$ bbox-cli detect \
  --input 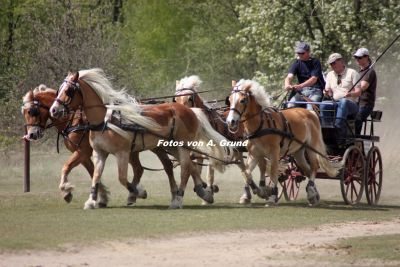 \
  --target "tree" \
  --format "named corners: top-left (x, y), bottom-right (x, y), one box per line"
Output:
top-left (233, 0), bottom-right (400, 92)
